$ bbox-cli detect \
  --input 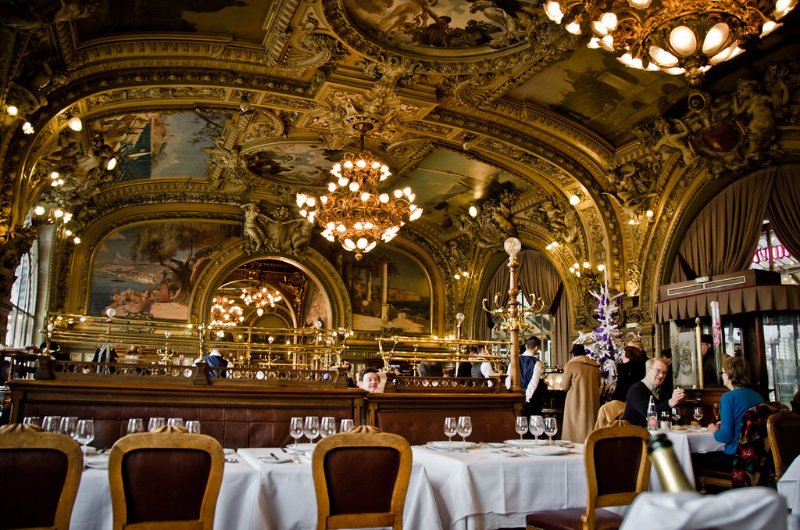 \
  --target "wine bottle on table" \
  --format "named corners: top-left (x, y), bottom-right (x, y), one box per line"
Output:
top-left (647, 433), bottom-right (693, 492)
